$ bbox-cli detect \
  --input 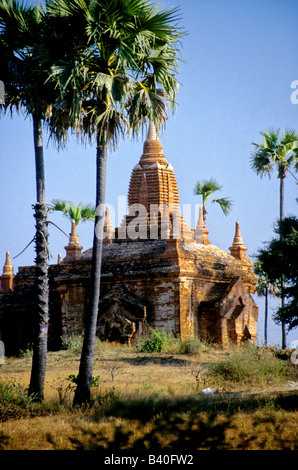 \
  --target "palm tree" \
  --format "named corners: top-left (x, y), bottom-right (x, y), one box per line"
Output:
top-left (0, 0), bottom-right (81, 400)
top-left (45, 0), bottom-right (185, 405)
top-left (251, 128), bottom-right (298, 221)
top-left (194, 178), bottom-right (233, 222)
top-left (50, 199), bottom-right (95, 227)
top-left (253, 261), bottom-right (280, 346)
top-left (0, 0), bottom-right (54, 401)
top-left (251, 128), bottom-right (298, 348)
